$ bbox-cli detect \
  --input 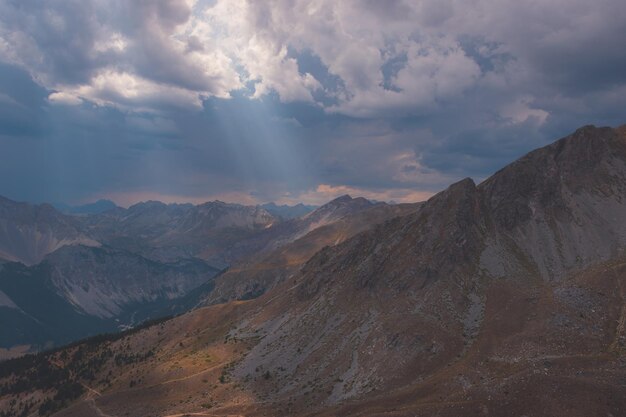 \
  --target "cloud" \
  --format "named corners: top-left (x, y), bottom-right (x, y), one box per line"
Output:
top-left (64, 71), bottom-right (207, 110)
top-left (1, 0), bottom-right (624, 118)
top-left (0, 1), bottom-right (624, 207)
top-left (48, 91), bottom-right (82, 106)
top-left (292, 184), bottom-right (434, 206)
top-left (0, 0), bottom-right (241, 112)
